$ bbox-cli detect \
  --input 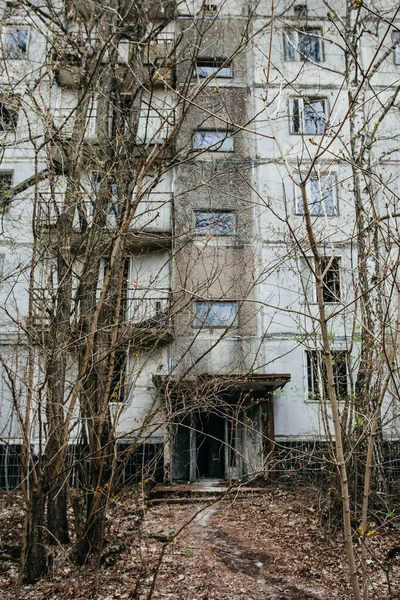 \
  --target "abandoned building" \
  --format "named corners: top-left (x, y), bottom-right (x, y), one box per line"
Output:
top-left (0, 0), bottom-right (400, 489)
